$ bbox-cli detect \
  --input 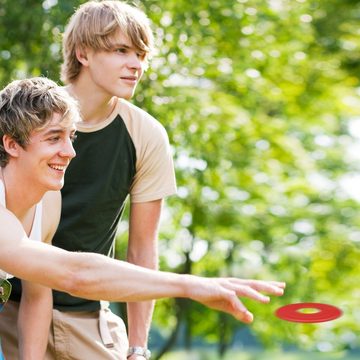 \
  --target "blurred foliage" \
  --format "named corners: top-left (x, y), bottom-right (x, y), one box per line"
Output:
top-left (160, 349), bottom-right (360, 360)
top-left (1, 0), bottom-right (360, 358)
